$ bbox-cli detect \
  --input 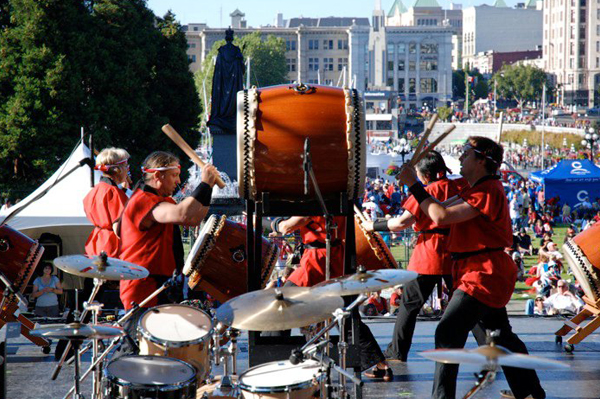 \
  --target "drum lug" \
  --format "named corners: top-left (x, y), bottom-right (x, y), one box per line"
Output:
top-left (231, 247), bottom-right (246, 263)
top-left (290, 83), bottom-right (315, 95)
top-left (0, 237), bottom-right (10, 252)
